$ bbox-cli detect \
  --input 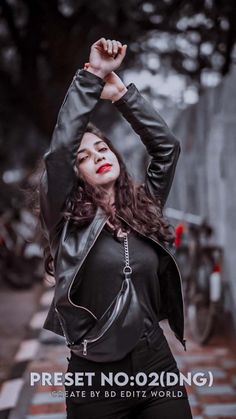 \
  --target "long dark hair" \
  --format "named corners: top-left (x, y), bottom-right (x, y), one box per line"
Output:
top-left (41, 123), bottom-right (174, 277)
